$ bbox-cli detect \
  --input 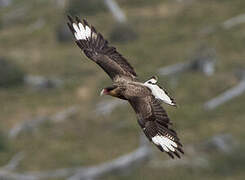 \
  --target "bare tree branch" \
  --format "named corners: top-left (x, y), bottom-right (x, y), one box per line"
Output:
top-left (158, 48), bottom-right (216, 77)
top-left (95, 99), bottom-right (126, 116)
top-left (68, 141), bottom-right (152, 180)
top-left (24, 75), bottom-right (63, 90)
top-left (0, 171), bottom-right (37, 180)
top-left (1, 152), bottom-right (25, 171)
top-left (104, 0), bottom-right (127, 23)
top-left (9, 106), bottom-right (78, 138)
top-left (222, 13), bottom-right (245, 29)
top-left (201, 13), bottom-right (245, 35)
top-left (1, 133), bottom-right (237, 180)
top-left (204, 79), bottom-right (245, 110)
top-left (0, 166), bottom-right (82, 180)
top-left (158, 62), bottom-right (192, 76)
top-left (0, 0), bottom-right (12, 7)
top-left (0, 136), bottom-right (151, 180)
